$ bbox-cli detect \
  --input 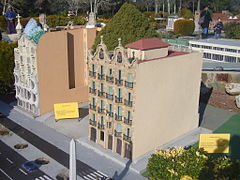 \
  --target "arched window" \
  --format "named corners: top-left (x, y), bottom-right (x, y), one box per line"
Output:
top-left (99, 49), bottom-right (104, 59)
top-left (117, 52), bottom-right (122, 63)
